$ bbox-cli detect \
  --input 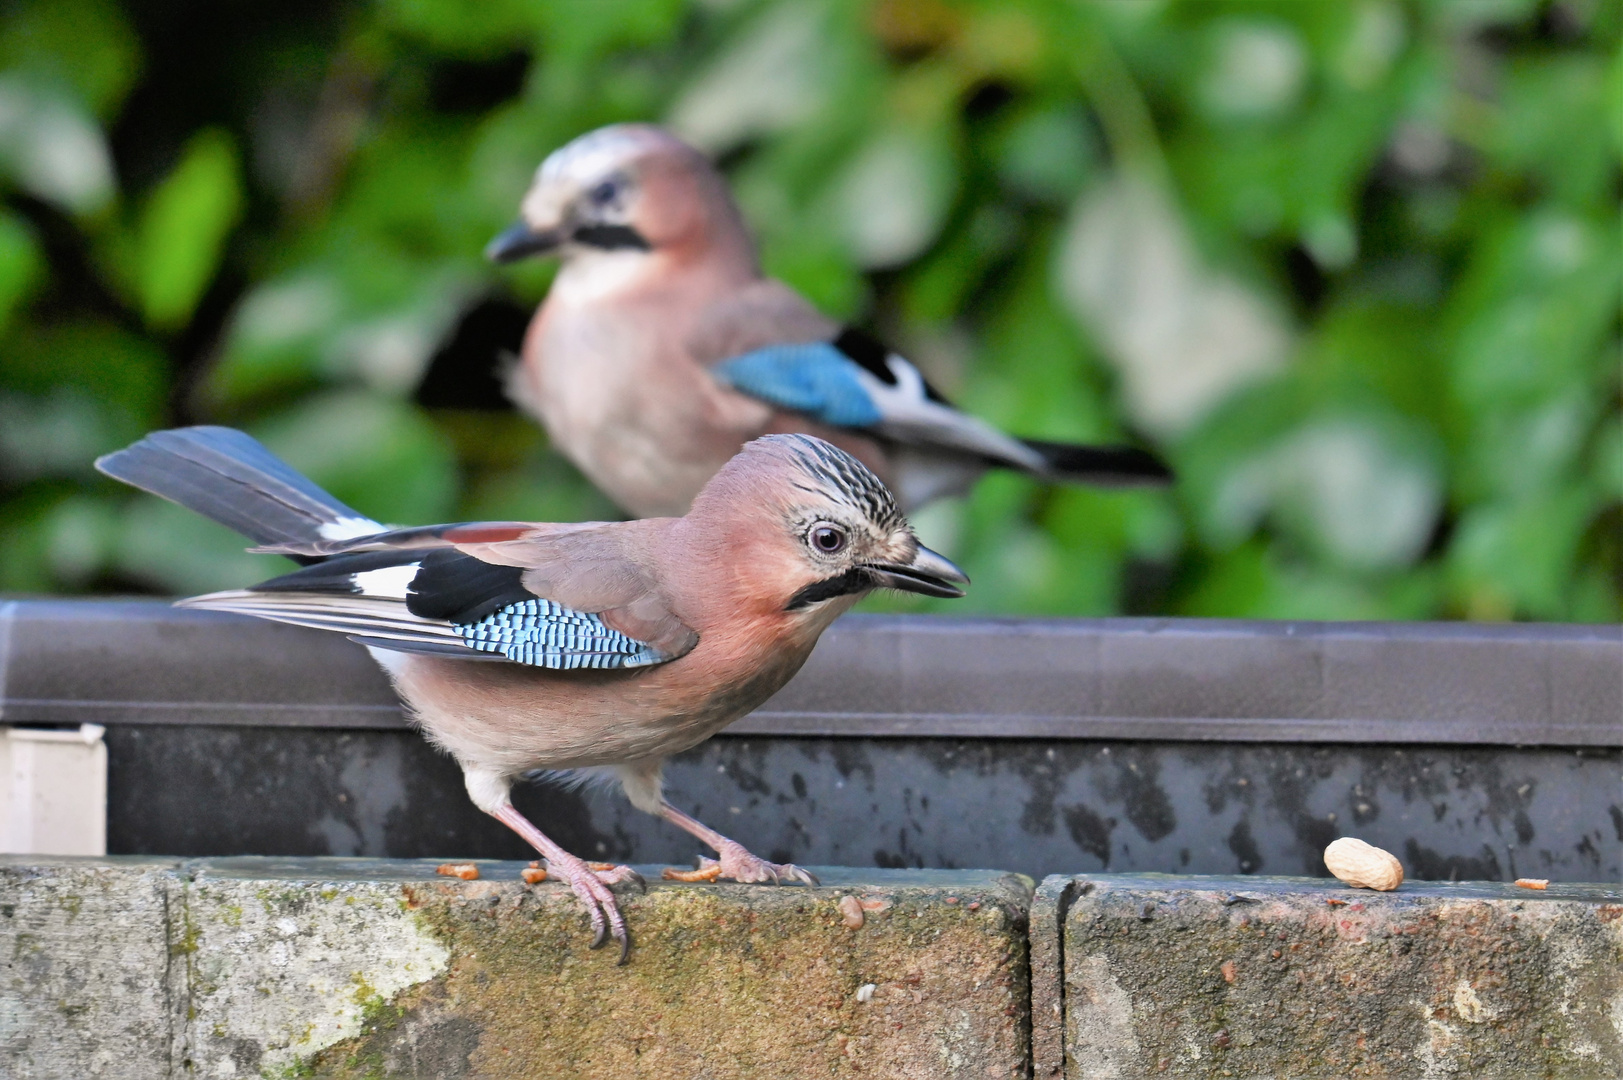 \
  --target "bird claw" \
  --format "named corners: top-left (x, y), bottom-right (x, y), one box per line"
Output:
top-left (714, 842), bottom-right (818, 886)
top-left (546, 855), bottom-right (633, 963)
top-left (782, 864), bottom-right (820, 886)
